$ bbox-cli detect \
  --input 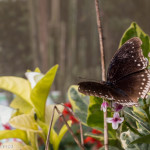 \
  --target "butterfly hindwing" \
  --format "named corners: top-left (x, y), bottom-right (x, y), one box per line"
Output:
top-left (107, 37), bottom-right (148, 83)
top-left (115, 69), bottom-right (150, 104)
